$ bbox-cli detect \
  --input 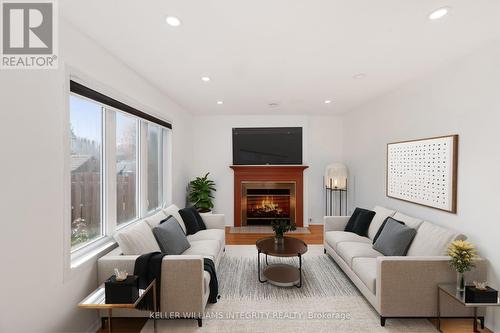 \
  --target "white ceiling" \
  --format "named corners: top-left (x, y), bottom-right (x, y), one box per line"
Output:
top-left (61, 0), bottom-right (500, 115)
